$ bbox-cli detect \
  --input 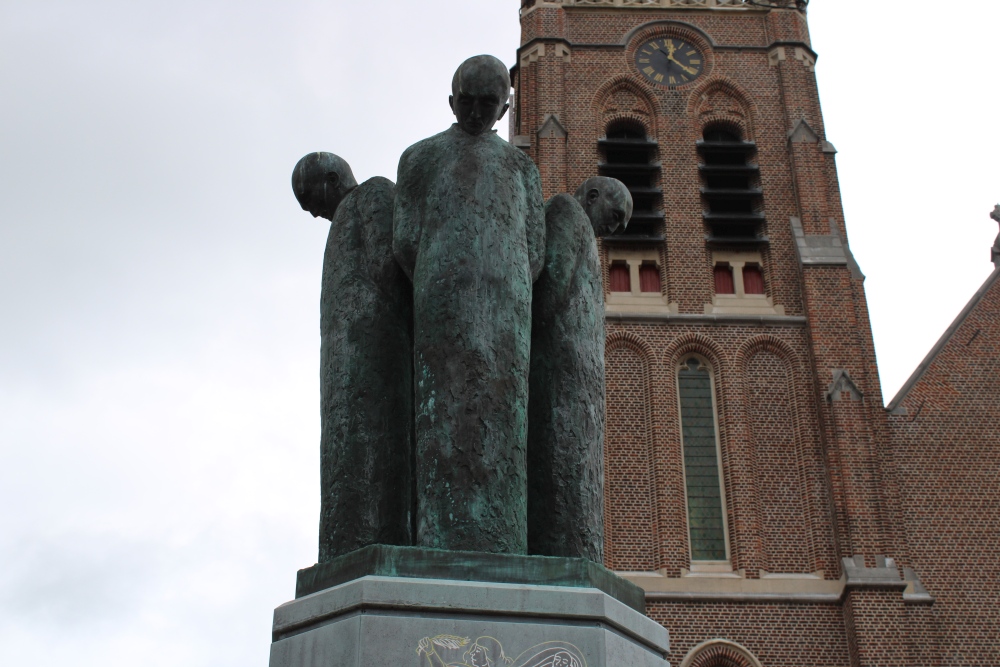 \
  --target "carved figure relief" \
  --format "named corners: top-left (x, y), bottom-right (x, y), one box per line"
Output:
top-left (417, 635), bottom-right (586, 667)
